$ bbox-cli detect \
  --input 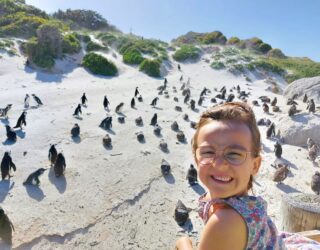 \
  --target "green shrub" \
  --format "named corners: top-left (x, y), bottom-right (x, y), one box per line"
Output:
top-left (173, 45), bottom-right (201, 62)
top-left (248, 60), bottom-right (285, 75)
top-left (227, 37), bottom-right (240, 45)
top-left (257, 43), bottom-right (272, 54)
top-left (26, 37), bottom-right (55, 68)
top-left (267, 48), bottom-right (286, 59)
top-left (123, 47), bottom-right (144, 65)
top-left (211, 61), bottom-right (225, 70)
top-left (226, 58), bottom-right (237, 64)
top-left (200, 31), bottom-right (227, 45)
top-left (82, 52), bottom-right (118, 76)
top-left (62, 33), bottom-right (80, 54)
top-left (86, 41), bottom-right (107, 52)
top-left (222, 47), bottom-right (240, 56)
top-left (139, 59), bottom-right (161, 77)
top-left (98, 33), bottom-right (117, 45)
